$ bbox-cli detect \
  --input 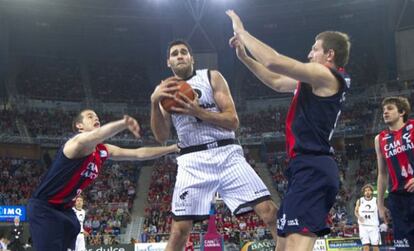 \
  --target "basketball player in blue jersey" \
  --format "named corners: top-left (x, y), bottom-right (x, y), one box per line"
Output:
top-left (150, 40), bottom-right (278, 251)
top-left (376, 96), bottom-right (414, 250)
top-left (227, 10), bottom-right (351, 251)
top-left (27, 109), bottom-right (179, 251)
